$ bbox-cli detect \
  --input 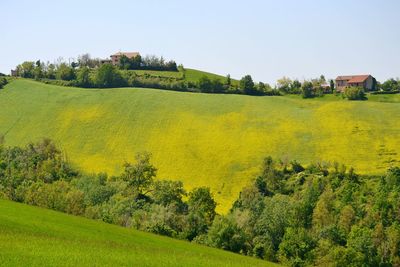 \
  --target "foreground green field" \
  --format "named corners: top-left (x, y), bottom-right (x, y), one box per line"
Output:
top-left (0, 200), bottom-right (277, 267)
top-left (0, 79), bottom-right (399, 212)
